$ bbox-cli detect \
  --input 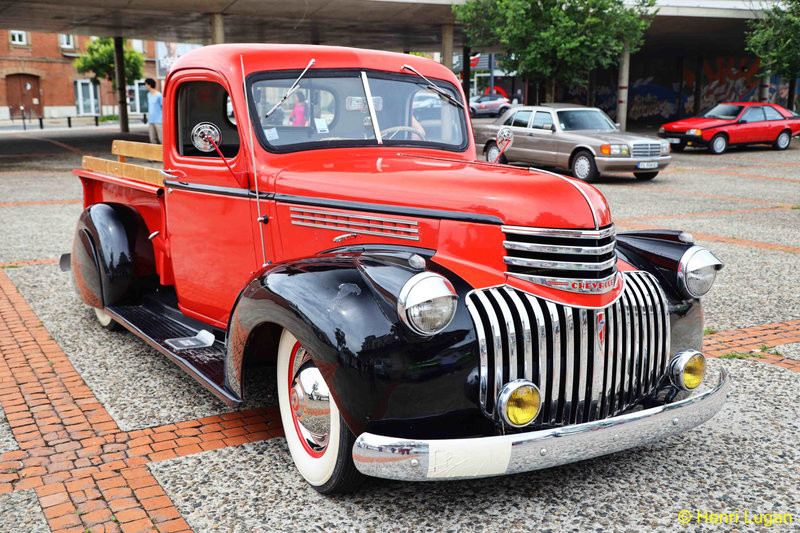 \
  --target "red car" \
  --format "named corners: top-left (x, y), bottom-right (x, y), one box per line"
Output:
top-left (658, 102), bottom-right (800, 154)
